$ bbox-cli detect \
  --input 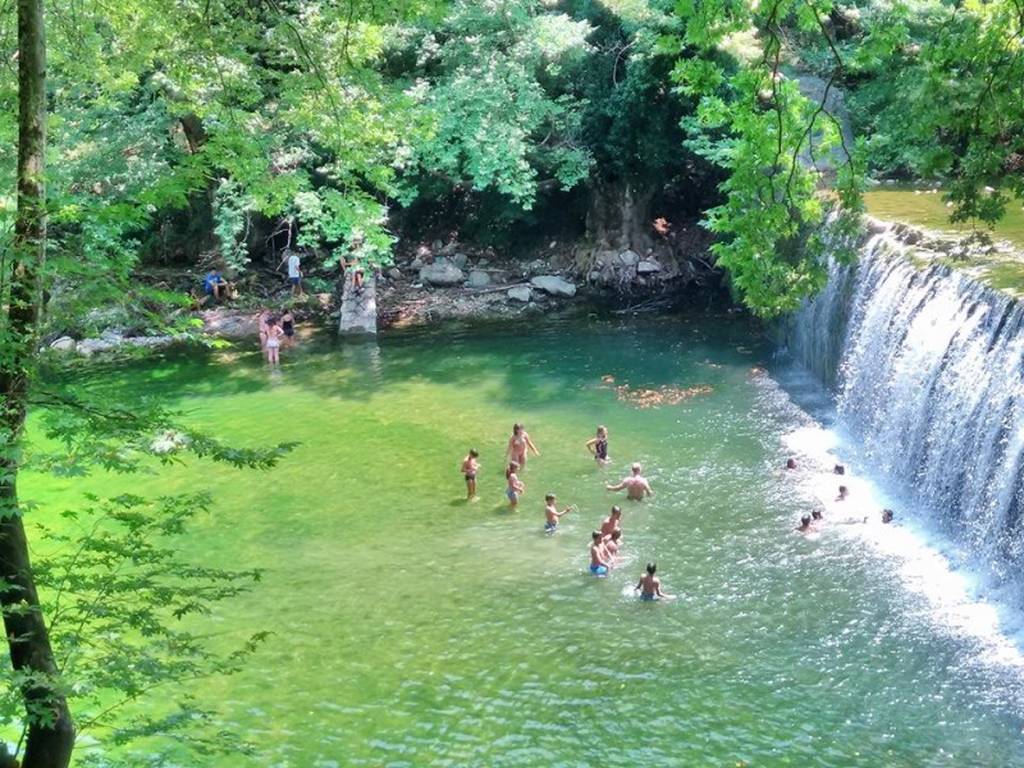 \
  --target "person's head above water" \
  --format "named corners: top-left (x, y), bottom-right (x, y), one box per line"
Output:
top-left (545, 493), bottom-right (556, 503)
top-left (610, 505), bottom-right (622, 519)
top-left (838, 485), bottom-right (849, 497)
top-left (631, 463), bottom-right (642, 475)
top-left (811, 509), bottom-right (823, 520)
top-left (834, 464), bottom-right (846, 475)
top-left (800, 515), bottom-right (812, 528)
top-left (597, 425), bottom-right (608, 437)
top-left (786, 458), bottom-right (797, 470)
top-left (468, 448), bottom-right (479, 458)
top-left (882, 509), bottom-right (895, 524)
top-left (592, 531), bottom-right (603, 542)
top-left (611, 530), bottom-right (622, 541)
top-left (646, 562), bottom-right (657, 575)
